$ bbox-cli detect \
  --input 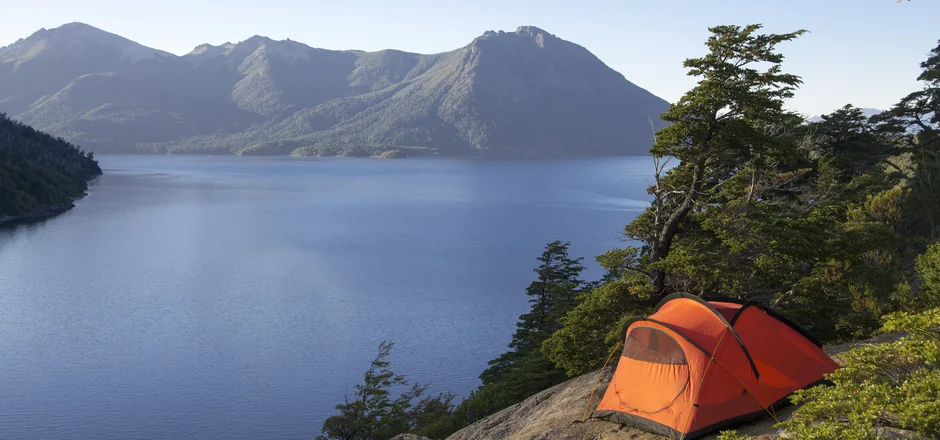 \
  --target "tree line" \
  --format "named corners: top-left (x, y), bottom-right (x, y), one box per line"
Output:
top-left (0, 112), bottom-right (102, 219)
top-left (318, 25), bottom-right (940, 440)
